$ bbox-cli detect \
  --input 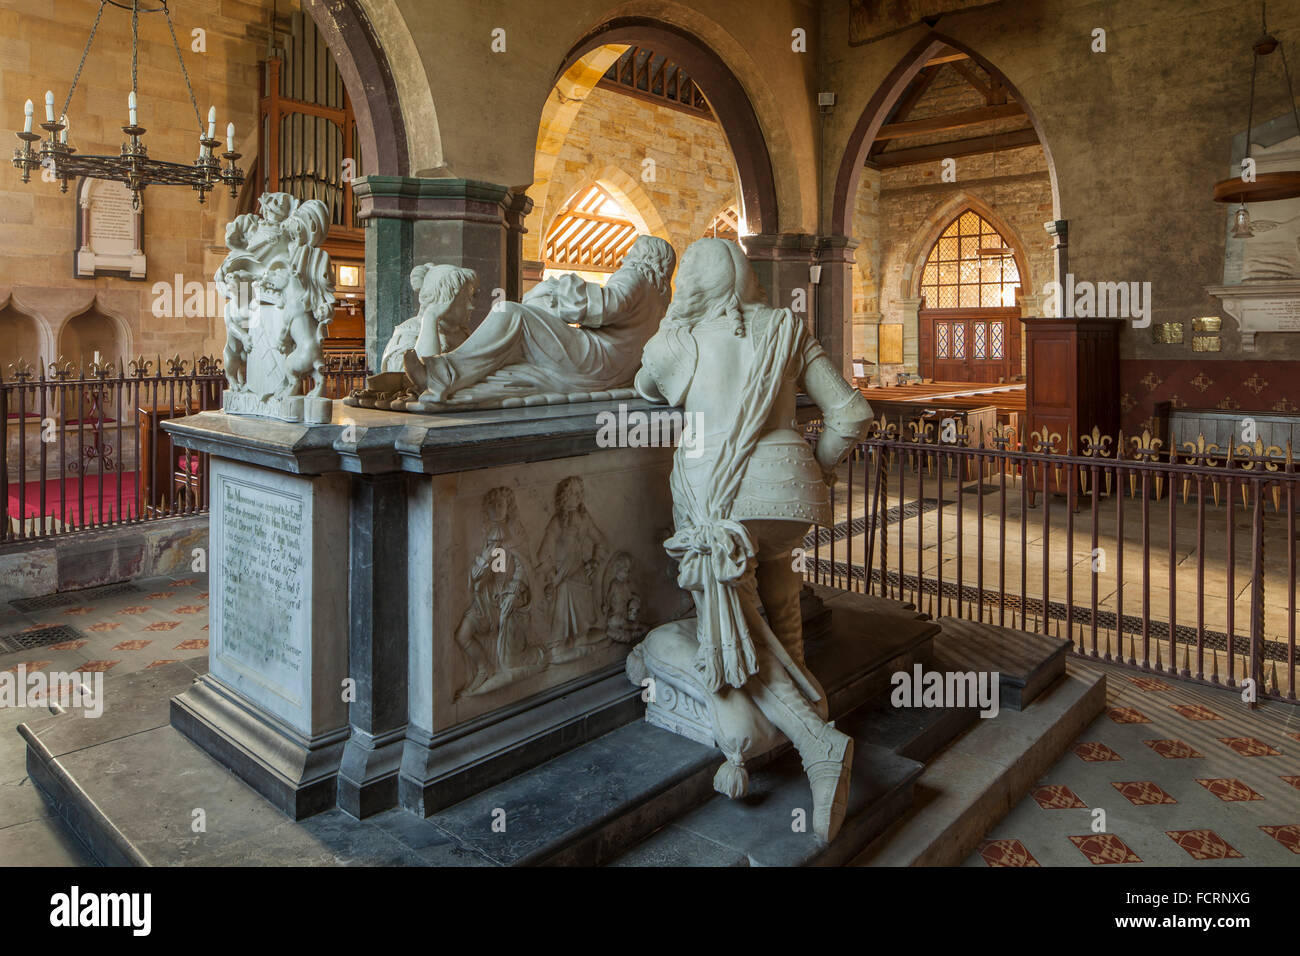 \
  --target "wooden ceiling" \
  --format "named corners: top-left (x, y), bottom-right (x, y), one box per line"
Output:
top-left (867, 47), bottom-right (1038, 170)
top-left (544, 183), bottom-right (640, 273)
top-left (597, 46), bottom-right (712, 117)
